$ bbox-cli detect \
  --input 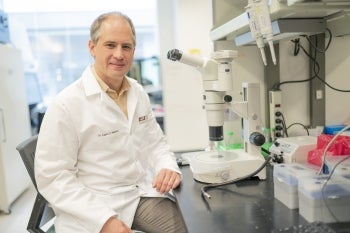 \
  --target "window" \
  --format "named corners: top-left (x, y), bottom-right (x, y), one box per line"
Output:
top-left (4, 0), bottom-right (164, 131)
